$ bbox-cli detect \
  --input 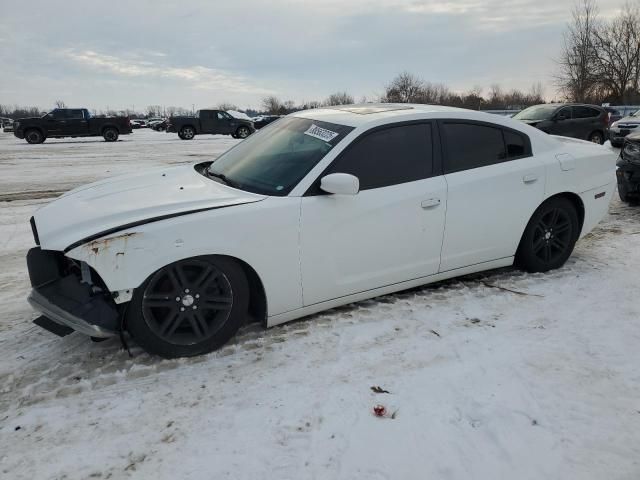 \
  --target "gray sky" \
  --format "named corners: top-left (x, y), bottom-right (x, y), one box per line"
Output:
top-left (0, 0), bottom-right (622, 111)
